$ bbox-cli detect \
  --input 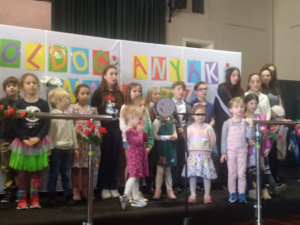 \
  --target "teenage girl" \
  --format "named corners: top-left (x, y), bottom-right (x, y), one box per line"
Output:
top-left (9, 73), bottom-right (52, 209)
top-left (91, 65), bottom-right (124, 199)
top-left (144, 87), bottom-right (161, 122)
top-left (68, 84), bottom-right (100, 201)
